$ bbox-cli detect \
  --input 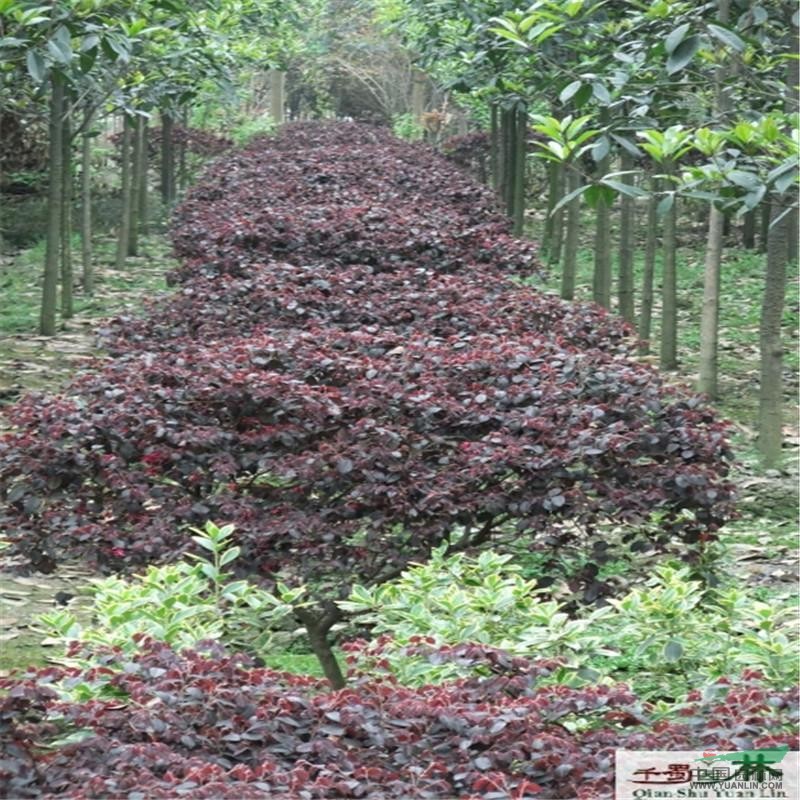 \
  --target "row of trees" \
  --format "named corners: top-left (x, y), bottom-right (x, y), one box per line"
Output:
top-left (0, 0), bottom-right (303, 334)
top-left (379, 0), bottom-right (798, 467)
